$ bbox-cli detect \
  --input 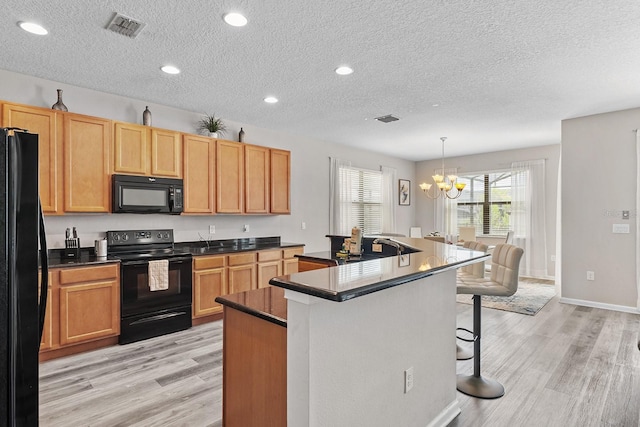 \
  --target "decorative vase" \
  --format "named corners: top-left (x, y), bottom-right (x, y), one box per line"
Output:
top-left (51, 89), bottom-right (68, 112)
top-left (143, 106), bottom-right (152, 126)
top-left (209, 132), bottom-right (218, 138)
top-left (238, 127), bottom-right (245, 142)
